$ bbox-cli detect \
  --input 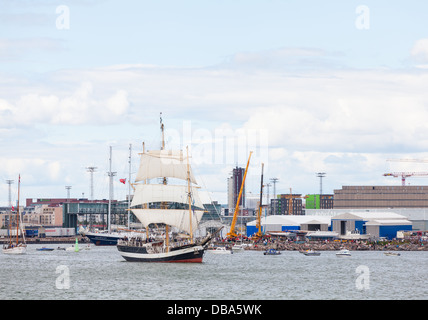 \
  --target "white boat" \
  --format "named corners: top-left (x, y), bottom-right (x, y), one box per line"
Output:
top-left (384, 251), bottom-right (400, 256)
top-left (339, 230), bottom-right (370, 240)
top-left (210, 247), bottom-right (233, 254)
top-left (232, 244), bottom-right (245, 252)
top-left (66, 238), bottom-right (80, 252)
top-left (336, 249), bottom-right (351, 257)
top-left (3, 174), bottom-right (27, 255)
top-left (3, 243), bottom-right (27, 255)
top-left (303, 250), bottom-right (321, 256)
